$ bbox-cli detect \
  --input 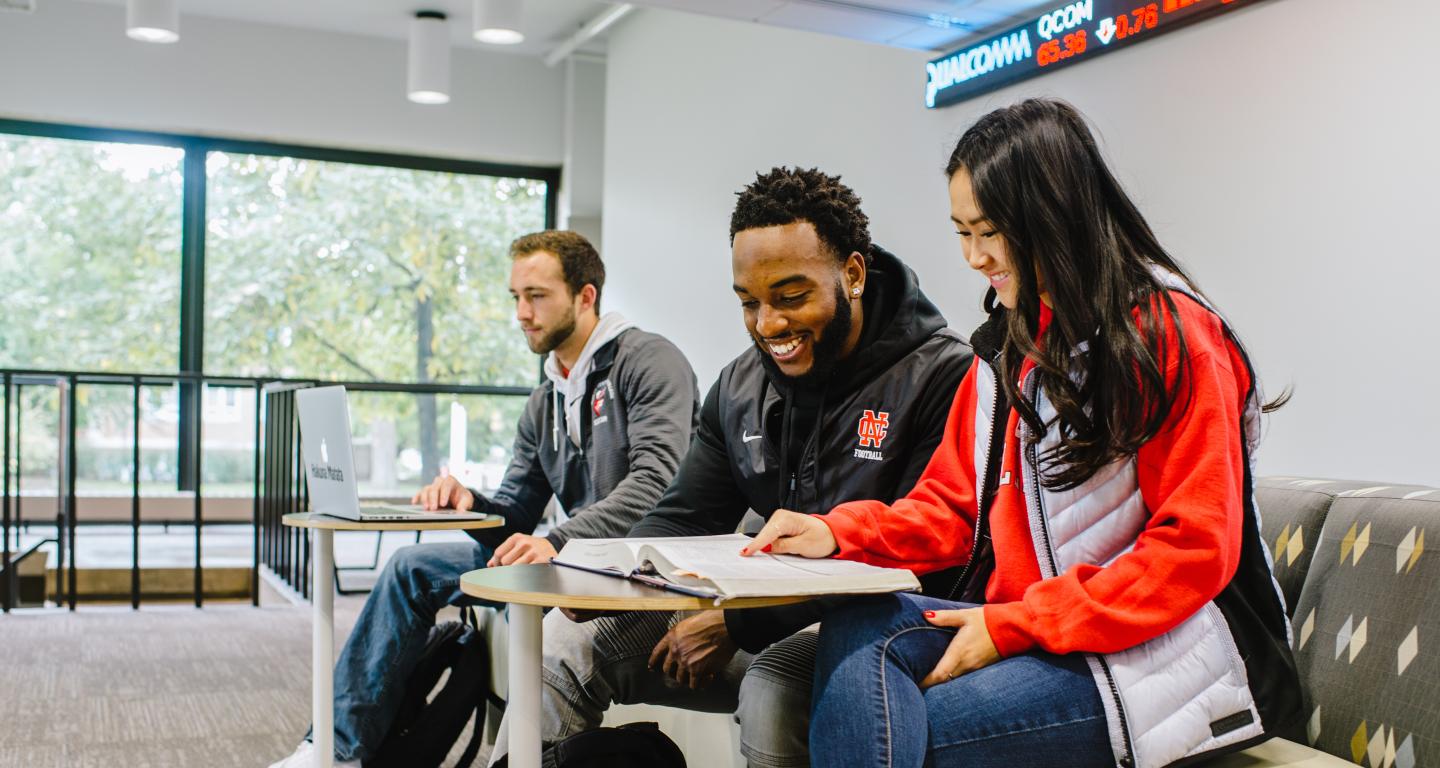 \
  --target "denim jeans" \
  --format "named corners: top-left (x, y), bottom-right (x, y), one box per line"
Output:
top-left (322, 541), bottom-right (496, 763)
top-left (488, 608), bottom-right (816, 768)
top-left (811, 593), bottom-right (1111, 768)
